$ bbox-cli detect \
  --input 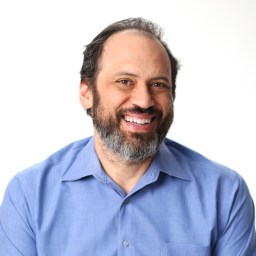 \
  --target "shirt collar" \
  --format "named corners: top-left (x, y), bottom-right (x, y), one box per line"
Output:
top-left (152, 141), bottom-right (192, 181)
top-left (61, 137), bottom-right (192, 182)
top-left (61, 137), bottom-right (103, 181)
